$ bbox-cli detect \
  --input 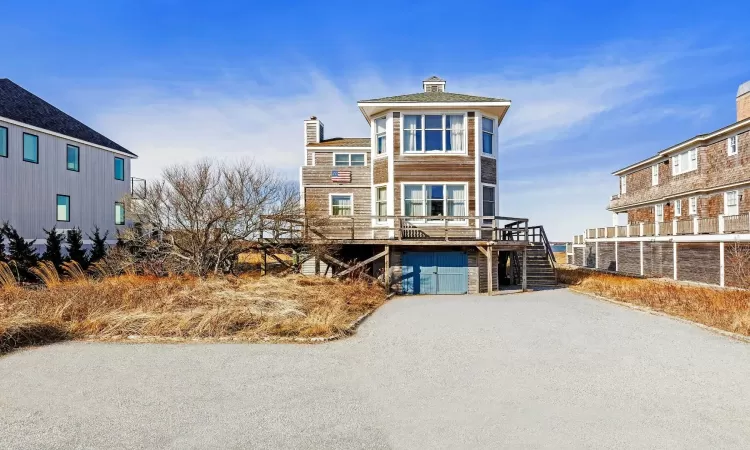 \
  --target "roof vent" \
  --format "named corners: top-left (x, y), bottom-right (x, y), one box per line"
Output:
top-left (423, 76), bottom-right (446, 93)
